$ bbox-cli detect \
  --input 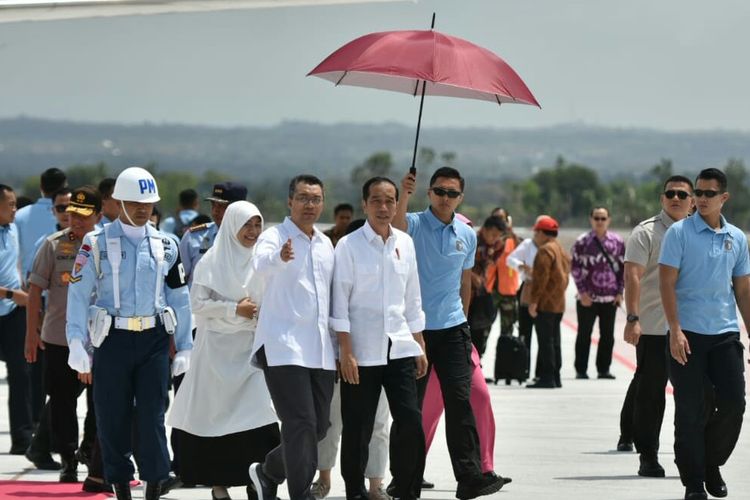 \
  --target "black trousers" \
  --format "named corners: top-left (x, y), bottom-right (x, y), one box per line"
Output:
top-left (469, 326), bottom-right (491, 358)
top-left (416, 324), bottom-right (482, 484)
top-left (257, 348), bottom-right (335, 500)
top-left (517, 285), bottom-right (536, 378)
top-left (618, 335), bottom-right (668, 455)
top-left (574, 301), bottom-right (617, 375)
top-left (44, 342), bottom-right (84, 456)
top-left (534, 312), bottom-right (562, 385)
top-left (341, 356), bottom-right (424, 499)
top-left (0, 307), bottom-right (33, 449)
top-left (669, 331), bottom-right (745, 490)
